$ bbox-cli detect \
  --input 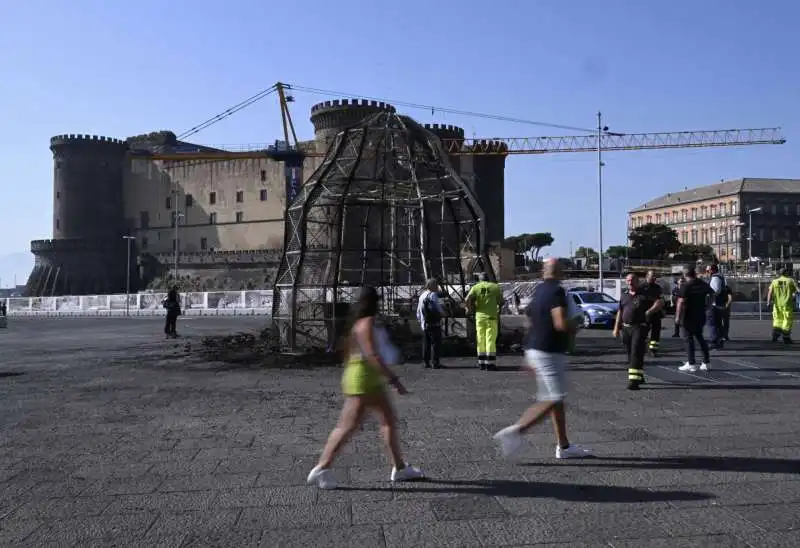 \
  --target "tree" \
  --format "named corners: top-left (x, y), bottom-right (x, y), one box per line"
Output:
top-left (574, 246), bottom-right (598, 259)
top-left (629, 223), bottom-right (681, 259)
top-left (501, 232), bottom-right (554, 261)
top-left (674, 244), bottom-right (715, 261)
top-left (605, 245), bottom-right (631, 259)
